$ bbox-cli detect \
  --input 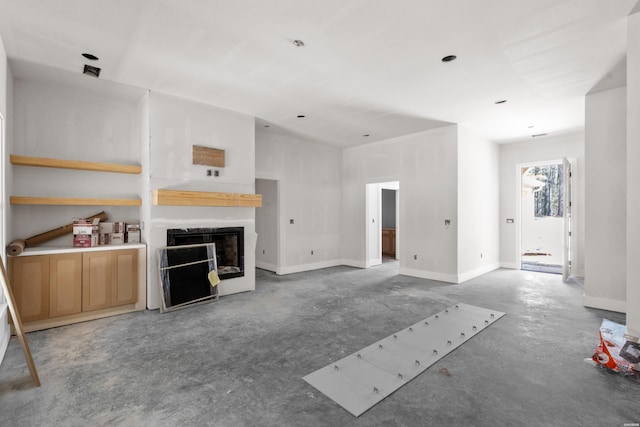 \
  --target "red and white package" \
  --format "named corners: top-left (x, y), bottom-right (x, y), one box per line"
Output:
top-left (592, 319), bottom-right (639, 375)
